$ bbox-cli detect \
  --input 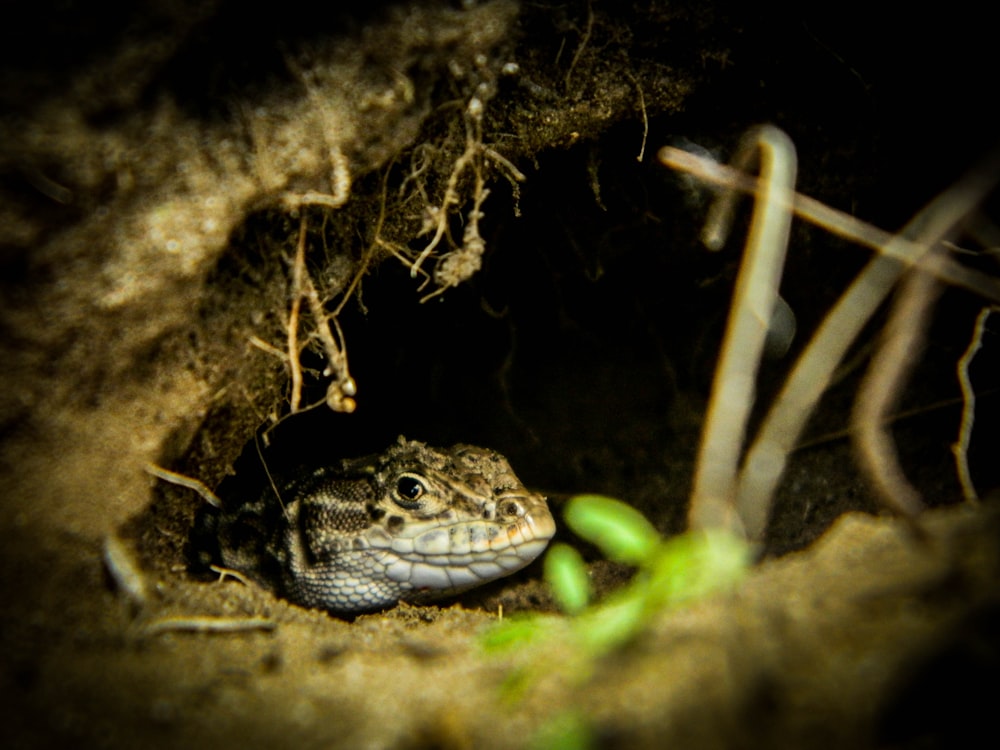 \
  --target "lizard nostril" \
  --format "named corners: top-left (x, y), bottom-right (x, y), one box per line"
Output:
top-left (499, 500), bottom-right (522, 517)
